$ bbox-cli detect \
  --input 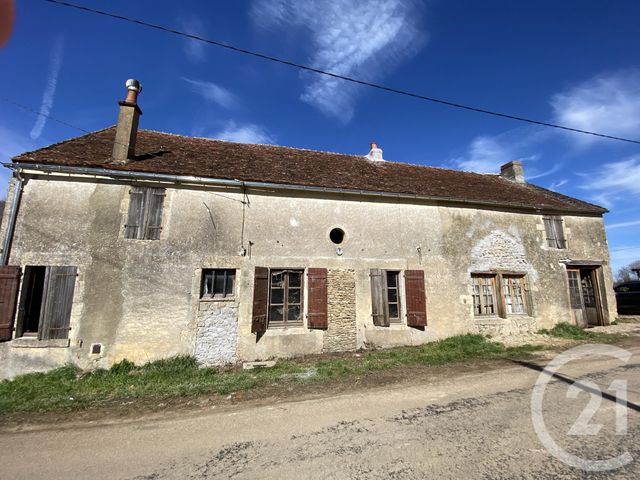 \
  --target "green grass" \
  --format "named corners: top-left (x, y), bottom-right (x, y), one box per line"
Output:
top-left (538, 322), bottom-right (621, 341)
top-left (0, 334), bottom-right (542, 415)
